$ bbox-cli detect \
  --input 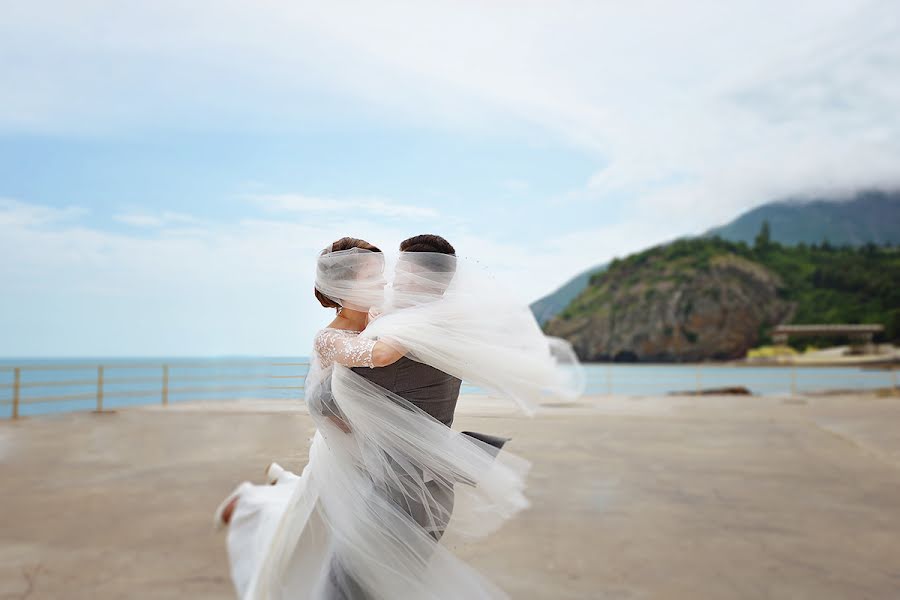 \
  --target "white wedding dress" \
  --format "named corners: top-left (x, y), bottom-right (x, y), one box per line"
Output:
top-left (222, 250), bottom-right (582, 599)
